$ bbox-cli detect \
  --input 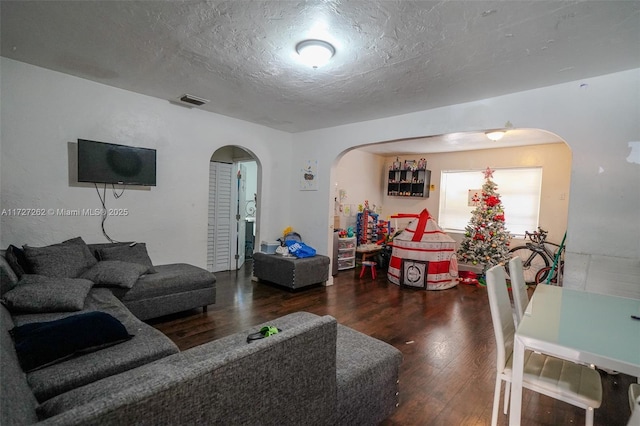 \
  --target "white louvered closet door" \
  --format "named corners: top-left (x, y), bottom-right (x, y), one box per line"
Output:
top-left (208, 161), bottom-right (233, 272)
